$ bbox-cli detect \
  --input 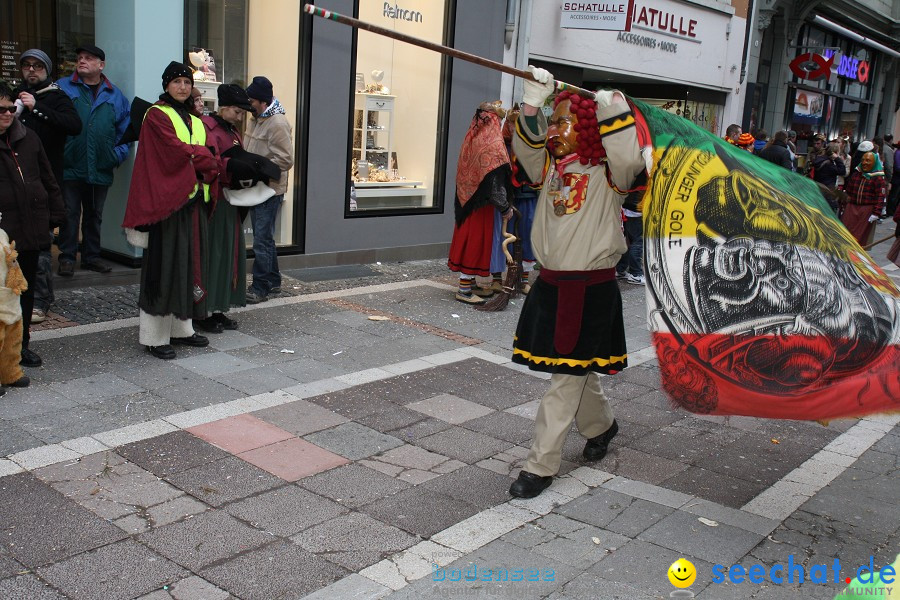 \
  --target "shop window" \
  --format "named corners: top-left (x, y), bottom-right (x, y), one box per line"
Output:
top-left (838, 99), bottom-right (867, 140)
top-left (348, 0), bottom-right (450, 214)
top-left (56, 0), bottom-right (94, 78)
top-left (184, 0), bottom-right (248, 112)
top-left (0, 0), bottom-right (58, 85)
